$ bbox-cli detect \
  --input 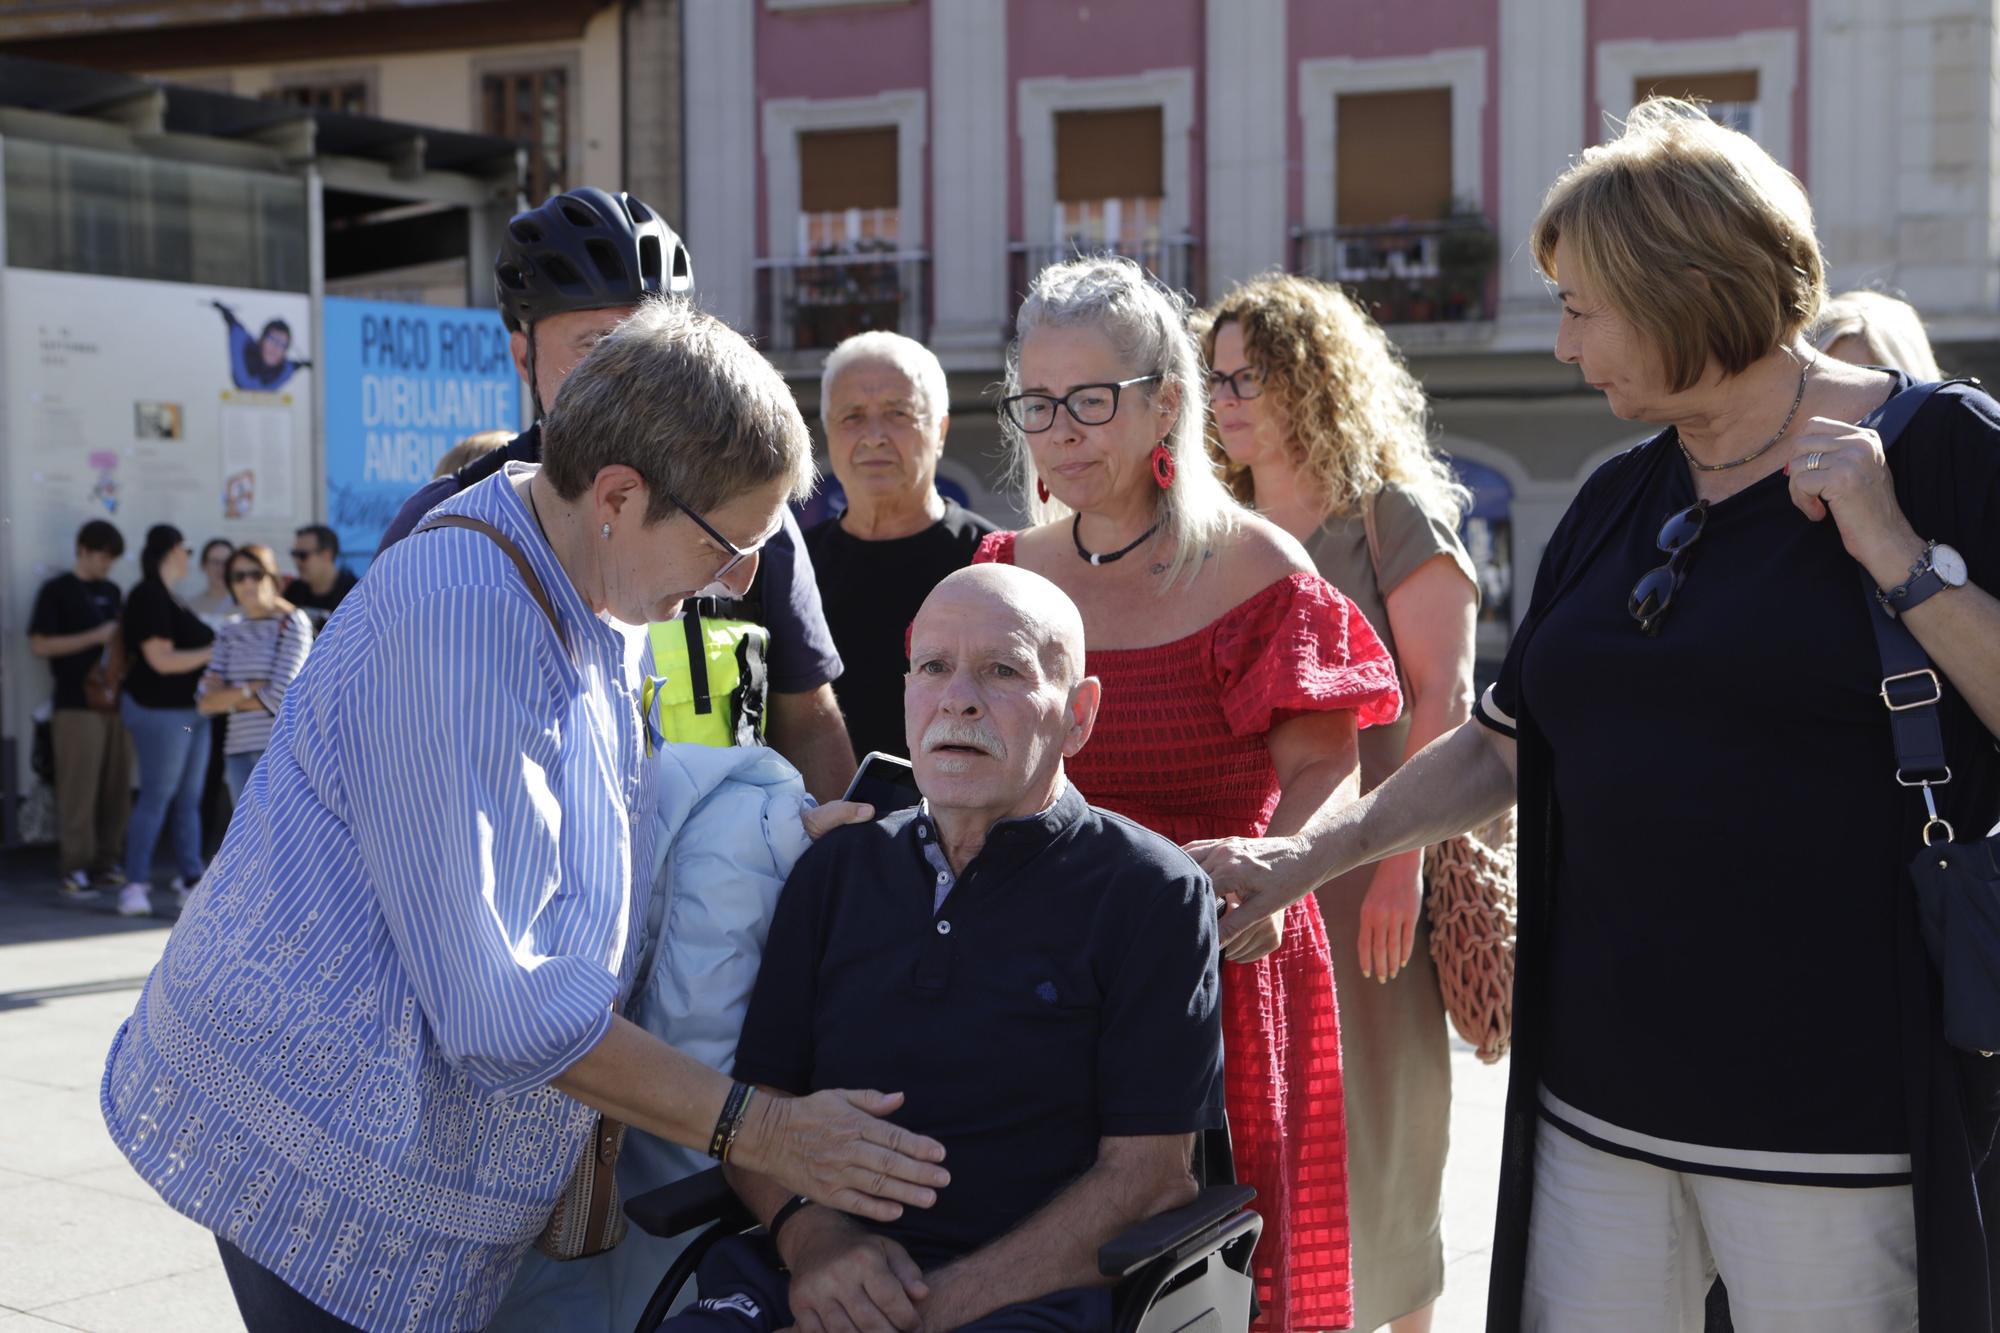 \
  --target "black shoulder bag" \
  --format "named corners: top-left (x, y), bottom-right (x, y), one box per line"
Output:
top-left (1859, 380), bottom-right (2000, 1059)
